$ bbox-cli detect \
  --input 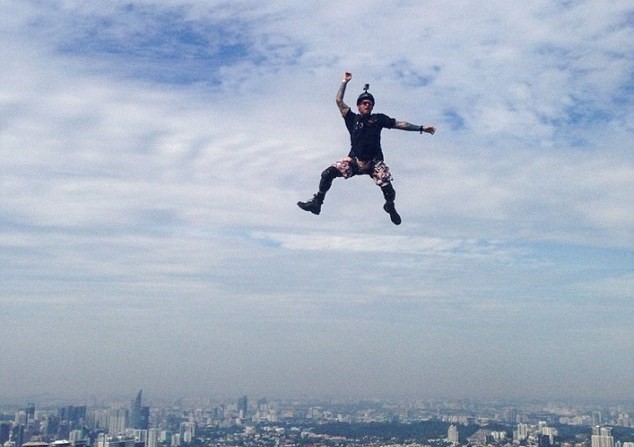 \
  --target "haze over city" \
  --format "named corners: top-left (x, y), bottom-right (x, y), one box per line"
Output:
top-left (1, 1), bottom-right (632, 402)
